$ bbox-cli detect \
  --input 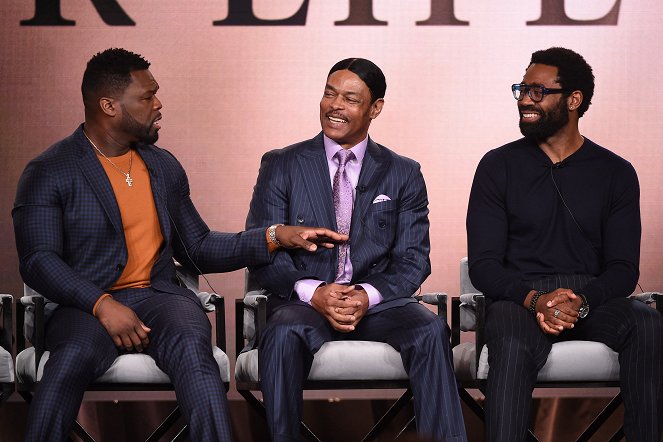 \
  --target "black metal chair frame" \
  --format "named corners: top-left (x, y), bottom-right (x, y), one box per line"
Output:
top-left (0, 294), bottom-right (14, 405)
top-left (234, 289), bottom-right (448, 442)
top-left (451, 293), bottom-right (663, 442)
top-left (15, 292), bottom-right (227, 442)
